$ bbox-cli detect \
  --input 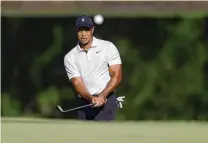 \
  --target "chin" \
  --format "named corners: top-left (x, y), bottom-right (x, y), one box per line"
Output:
top-left (80, 41), bottom-right (89, 45)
